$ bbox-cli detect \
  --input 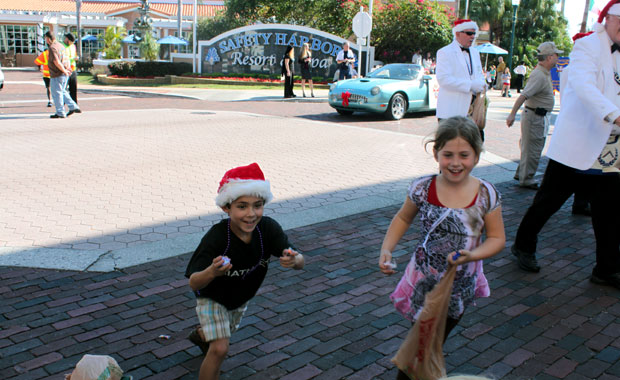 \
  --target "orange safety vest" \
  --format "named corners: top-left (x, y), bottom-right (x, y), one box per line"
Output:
top-left (34, 50), bottom-right (50, 78)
